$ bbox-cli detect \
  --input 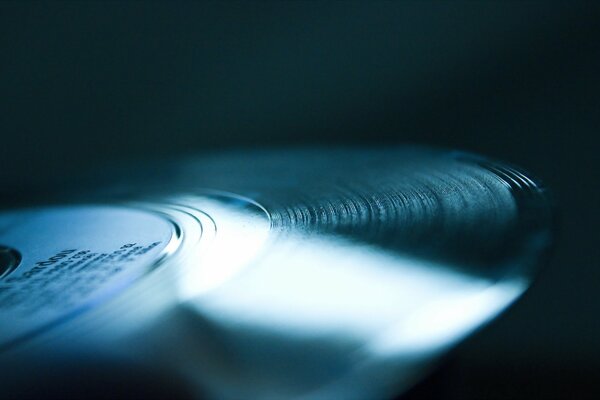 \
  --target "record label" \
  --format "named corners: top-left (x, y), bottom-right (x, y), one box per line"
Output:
top-left (0, 205), bottom-right (179, 348)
